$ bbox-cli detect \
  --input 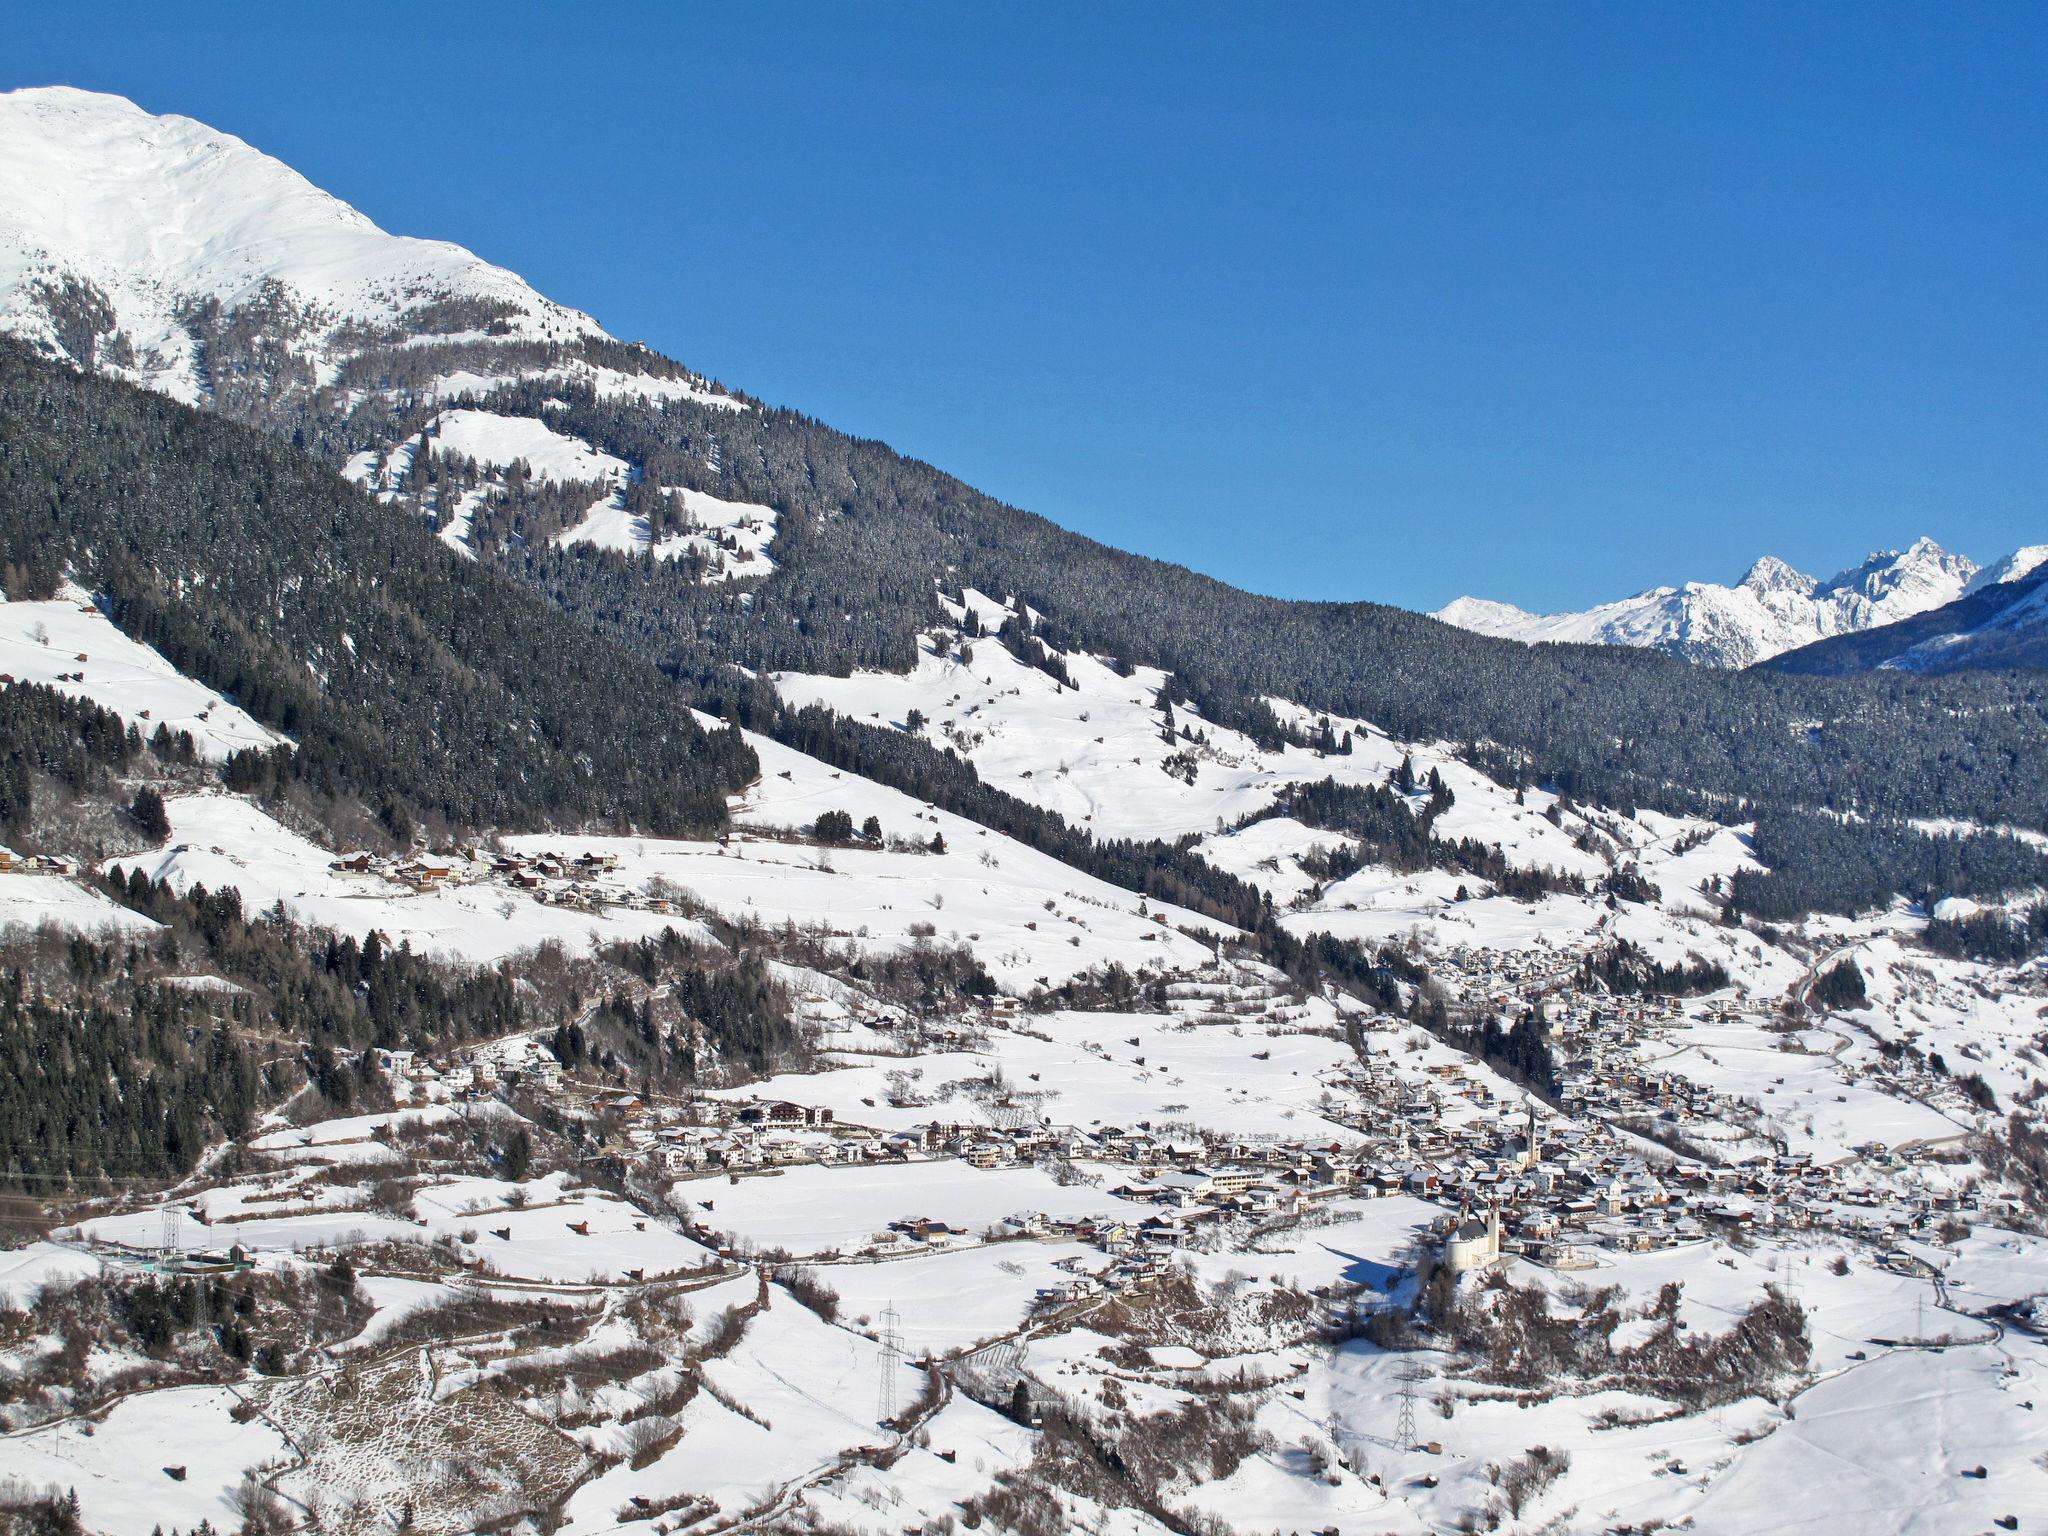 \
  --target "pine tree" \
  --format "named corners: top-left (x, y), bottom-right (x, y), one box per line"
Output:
top-left (131, 786), bottom-right (171, 843)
